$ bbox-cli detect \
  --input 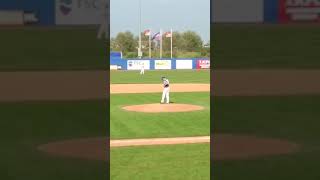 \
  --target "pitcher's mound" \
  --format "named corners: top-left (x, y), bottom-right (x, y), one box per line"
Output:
top-left (122, 103), bottom-right (204, 113)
